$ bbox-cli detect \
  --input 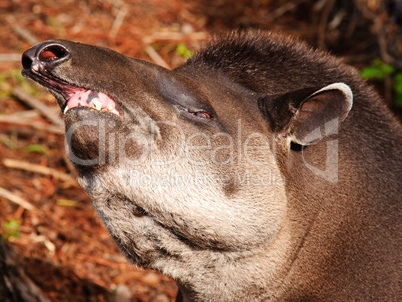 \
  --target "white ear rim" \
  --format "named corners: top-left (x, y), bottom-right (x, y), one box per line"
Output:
top-left (312, 82), bottom-right (353, 114)
top-left (289, 82), bottom-right (354, 145)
